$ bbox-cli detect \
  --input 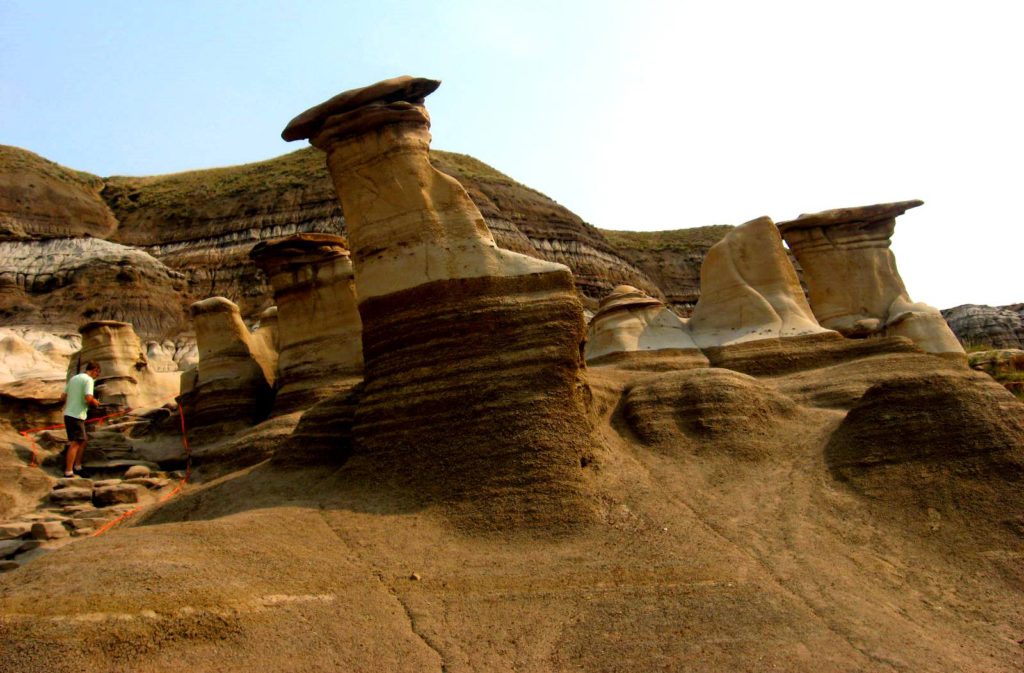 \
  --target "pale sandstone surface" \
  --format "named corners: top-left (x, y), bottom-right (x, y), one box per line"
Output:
top-left (287, 76), bottom-right (595, 531)
top-left (250, 234), bottom-right (362, 414)
top-left (778, 200), bottom-right (964, 357)
top-left (178, 298), bottom-right (274, 440)
top-left (0, 145), bottom-right (116, 241)
top-left (584, 285), bottom-right (707, 369)
top-left (67, 321), bottom-right (178, 410)
top-left (688, 216), bottom-right (833, 349)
